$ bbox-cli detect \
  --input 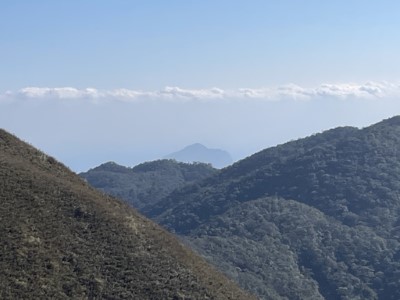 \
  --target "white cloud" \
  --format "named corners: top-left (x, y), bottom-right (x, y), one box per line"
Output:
top-left (18, 87), bottom-right (103, 99)
top-left (107, 88), bottom-right (147, 99)
top-left (2, 81), bottom-right (399, 103)
top-left (158, 86), bottom-right (226, 100)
